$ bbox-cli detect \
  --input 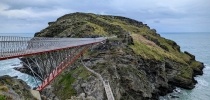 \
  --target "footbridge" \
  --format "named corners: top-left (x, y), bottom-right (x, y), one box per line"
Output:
top-left (0, 36), bottom-right (106, 91)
